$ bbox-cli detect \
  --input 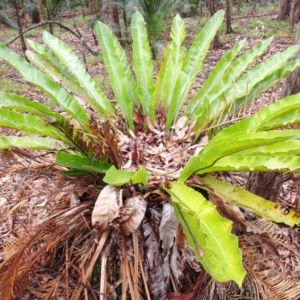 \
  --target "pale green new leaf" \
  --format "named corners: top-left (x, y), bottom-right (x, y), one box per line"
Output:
top-left (96, 22), bottom-right (140, 106)
top-left (42, 31), bottom-right (114, 118)
top-left (0, 136), bottom-right (67, 150)
top-left (215, 46), bottom-right (300, 122)
top-left (131, 12), bottom-right (155, 119)
top-left (26, 41), bottom-right (95, 104)
top-left (0, 108), bottom-right (67, 141)
top-left (131, 166), bottom-right (149, 185)
top-left (185, 39), bottom-right (246, 115)
top-left (0, 43), bottom-right (90, 127)
top-left (96, 21), bottom-right (134, 129)
top-left (103, 166), bottom-right (135, 186)
top-left (27, 39), bottom-right (76, 82)
top-left (0, 91), bottom-right (63, 121)
top-left (191, 38), bottom-right (273, 123)
top-left (194, 41), bottom-right (298, 126)
top-left (202, 176), bottom-right (300, 227)
top-left (222, 59), bottom-right (300, 121)
top-left (166, 10), bottom-right (225, 128)
top-left (153, 14), bottom-right (186, 107)
top-left (171, 181), bottom-right (246, 286)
